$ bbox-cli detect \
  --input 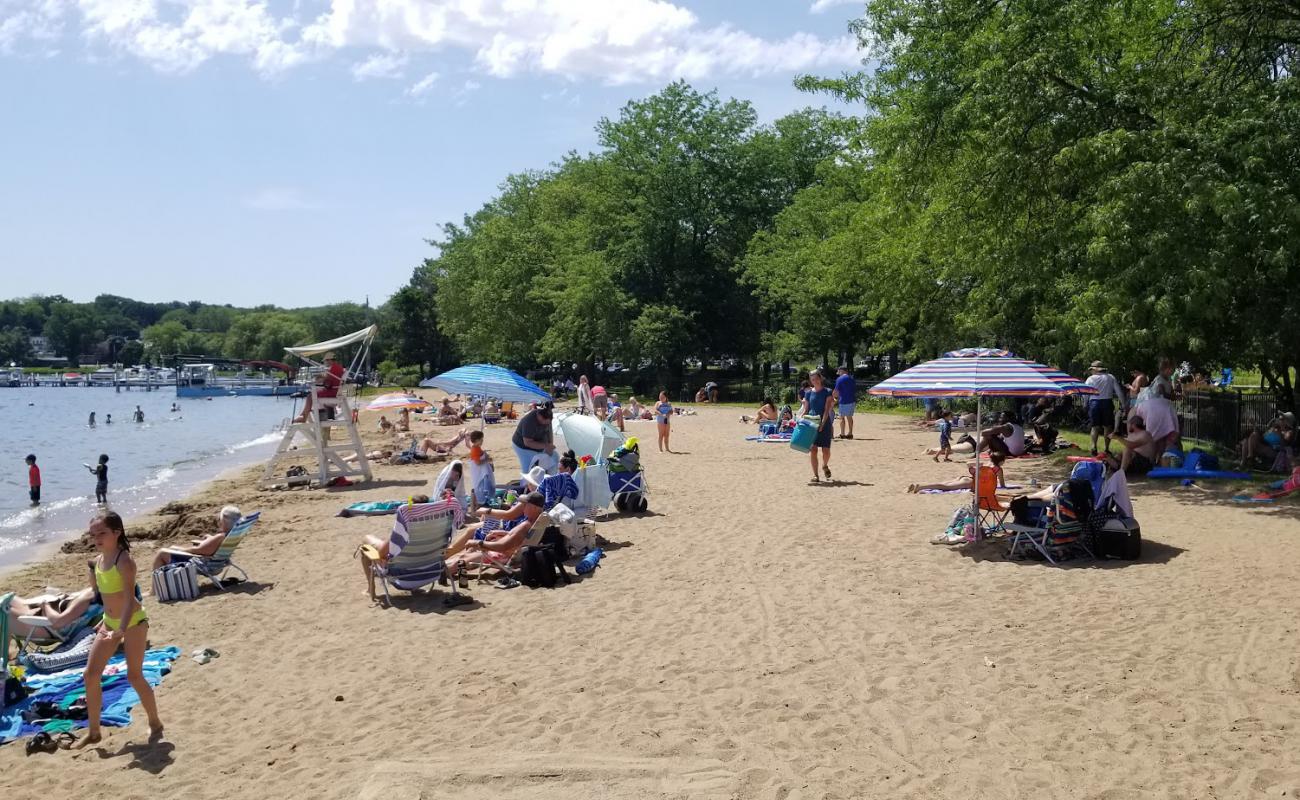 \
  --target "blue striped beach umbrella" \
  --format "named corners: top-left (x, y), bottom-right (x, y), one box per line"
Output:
top-left (870, 348), bottom-right (1095, 531)
top-left (419, 364), bottom-right (552, 404)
